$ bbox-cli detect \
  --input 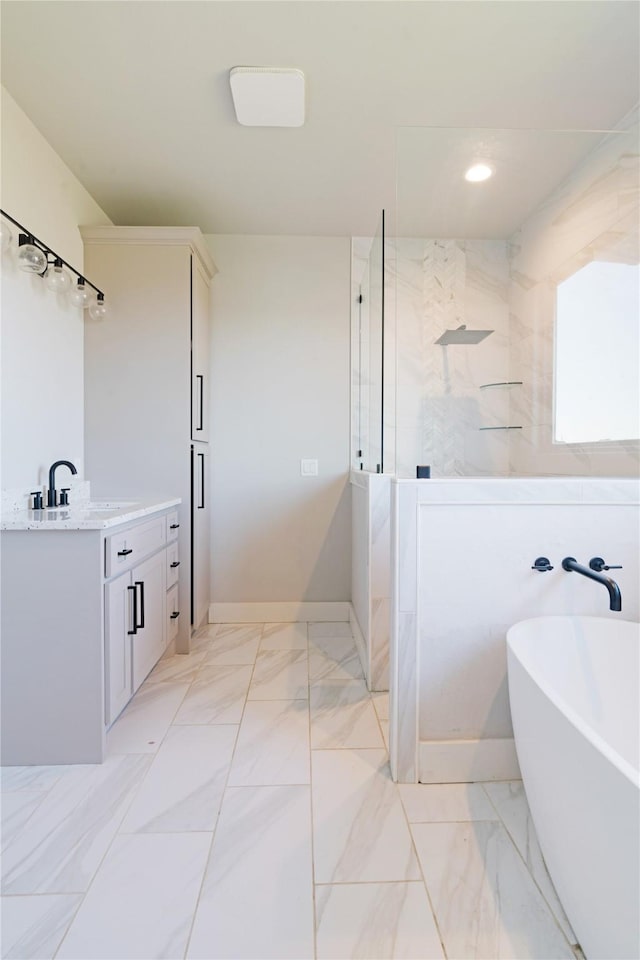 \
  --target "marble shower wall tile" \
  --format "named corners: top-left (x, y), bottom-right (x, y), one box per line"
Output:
top-left (311, 749), bottom-right (420, 884)
top-left (228, 699), bottom-right (310, 785)
top-left (1, 894), bottom-right (82, 960)
top-left (187, 785), bottom-right (314, 959)
top-left (412, 821), bottom-right (575, 959)
top-left (483, 781), bottom-right (577, 944)
top-left (315, 882), bottom-right (444, 960)
top-left (119, 724), bottom-right (237, 833)
top-left (1, 755), bottom-right (150, 895)
top-left (56, 833), bottom-right (210, 959)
